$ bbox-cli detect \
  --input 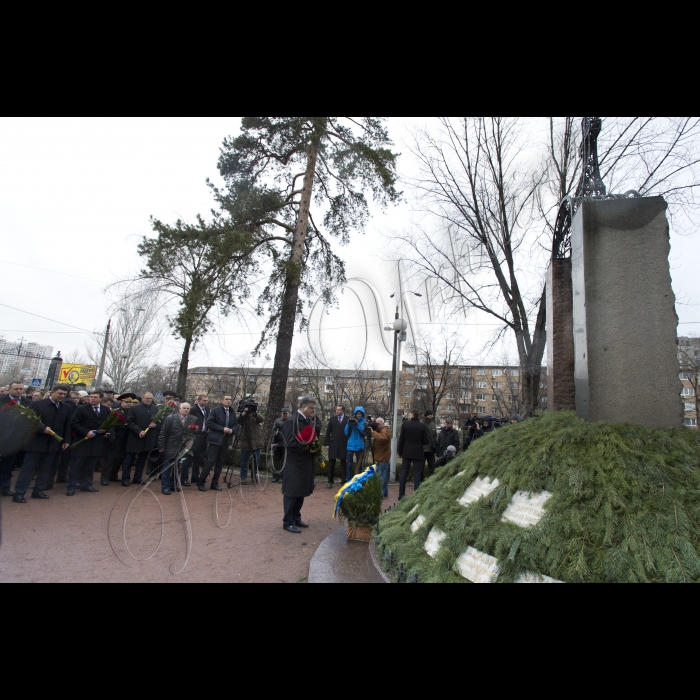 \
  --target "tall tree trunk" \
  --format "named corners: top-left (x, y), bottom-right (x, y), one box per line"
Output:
top-left (263, 144), bottom-right (319, 443)
top-left (177, 336), bottom-right (193, 397)
top-left (519, 290), bottom-right (548, 417)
